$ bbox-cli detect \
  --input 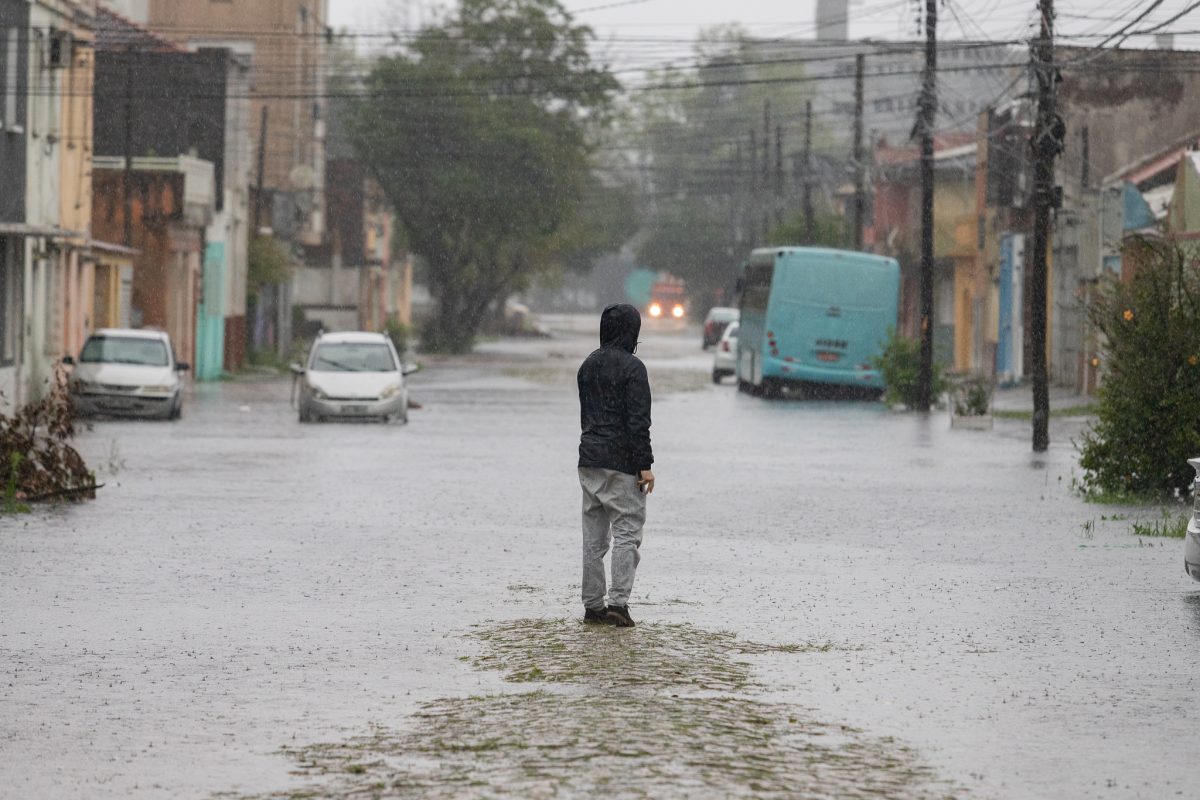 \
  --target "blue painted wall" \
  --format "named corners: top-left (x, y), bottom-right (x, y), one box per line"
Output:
top-left (196, 242), bottom-right (226, 381)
